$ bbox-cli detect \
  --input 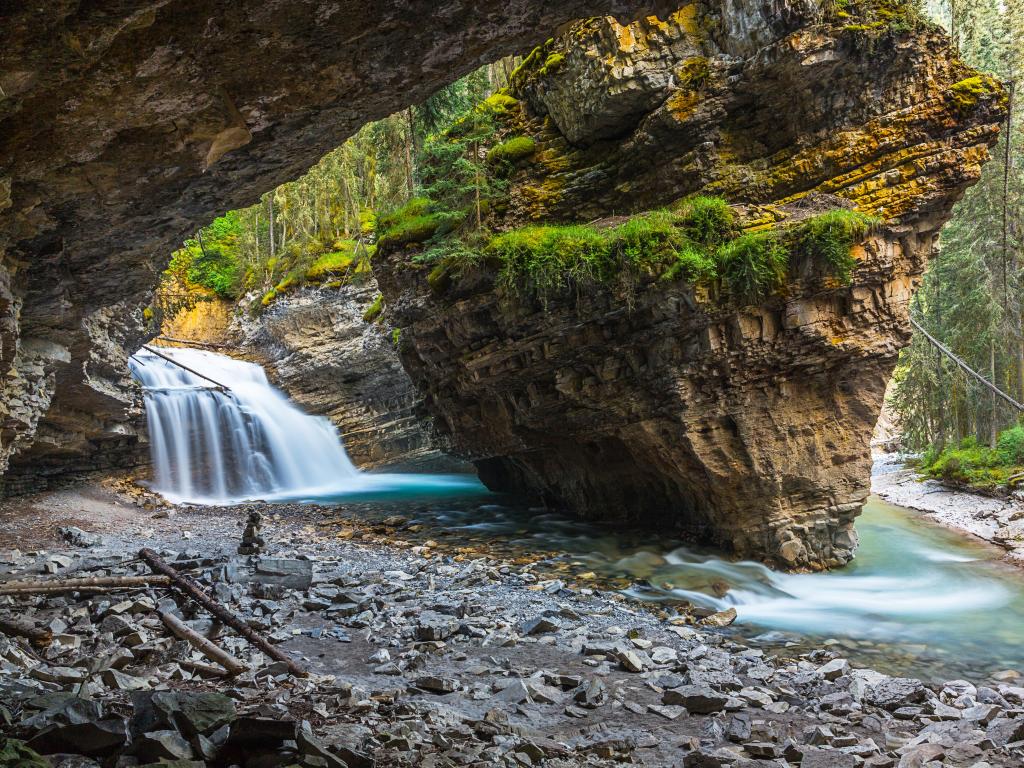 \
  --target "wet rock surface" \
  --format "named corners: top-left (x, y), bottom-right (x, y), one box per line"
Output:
top-left (1, 485), bottom-right (1023, 766)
